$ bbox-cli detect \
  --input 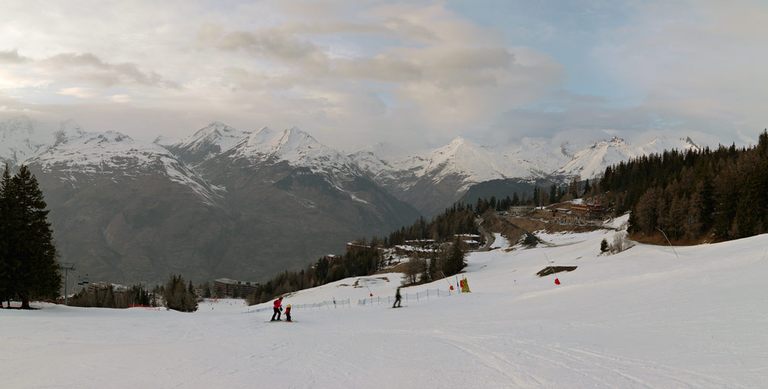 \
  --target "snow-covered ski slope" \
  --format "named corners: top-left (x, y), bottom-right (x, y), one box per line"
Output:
top-left (4, 219), bottom-right (768, 388)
